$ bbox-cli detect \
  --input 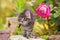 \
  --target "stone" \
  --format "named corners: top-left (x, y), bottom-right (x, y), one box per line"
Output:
top-left (0, 30), bottom-right (10, 40)
top-left (48, 35), bottom-right (60, 40)
top-left (10, 35), bottom-right (45, 40)
top-left (5, 17), bottom-right (18, 34)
